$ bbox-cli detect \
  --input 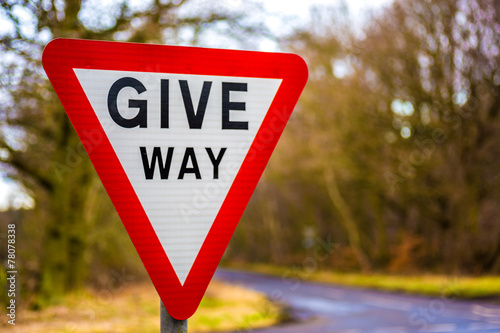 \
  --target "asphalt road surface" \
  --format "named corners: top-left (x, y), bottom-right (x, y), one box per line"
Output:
top-left (214, 269), bottom-right (500, 333)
